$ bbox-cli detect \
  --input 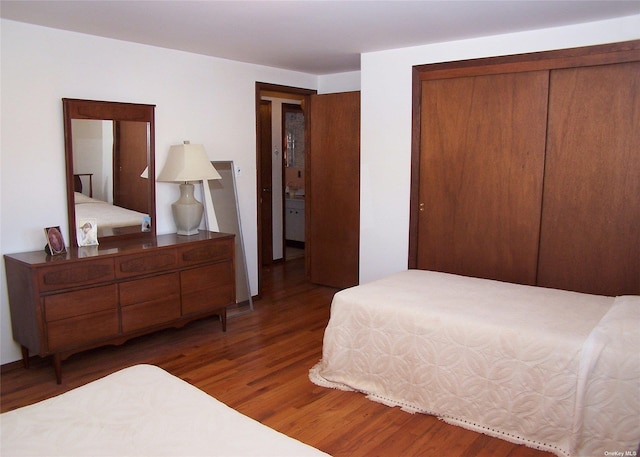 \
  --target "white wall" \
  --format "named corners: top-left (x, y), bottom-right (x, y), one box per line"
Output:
top-left (318, 71), bottom-right (361, 94)
top-left (0, 19), bottom-right (319, 364)
top-left (359, 14), bottom-right (640, 284)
